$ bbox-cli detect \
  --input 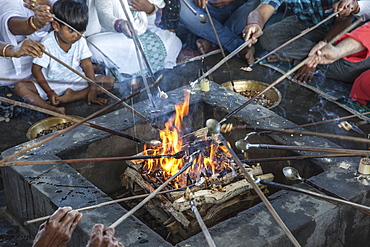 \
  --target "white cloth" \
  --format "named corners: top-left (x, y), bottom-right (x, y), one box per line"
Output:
top-left (33, 31), bottom-right (91, 99)
top-left (0, 0), bottom-right (56, 84)
top-left (357, 1), bottom-right (370, 21)
top-left (85, 0), bottom-right (181, 75)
